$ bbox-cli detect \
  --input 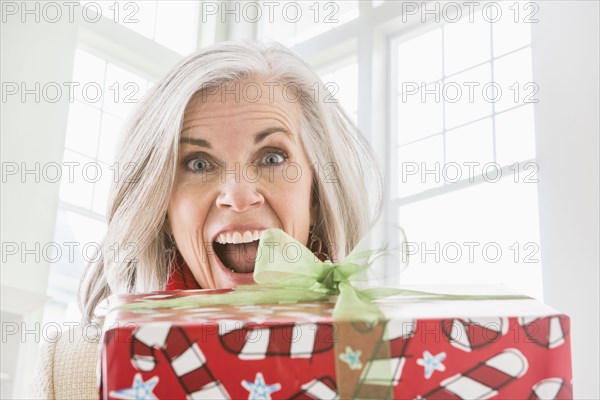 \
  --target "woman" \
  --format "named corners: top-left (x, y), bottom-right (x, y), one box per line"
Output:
top-left (32, 41), bottom-right (381, 399)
